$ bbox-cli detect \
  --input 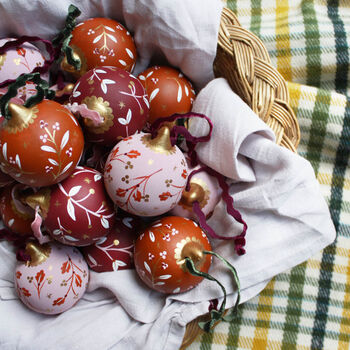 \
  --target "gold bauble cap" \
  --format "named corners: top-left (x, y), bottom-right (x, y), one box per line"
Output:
top-left (180, 183), bottom-right (206, 209)
top-left (25, 242), bottom-right (51, 267)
